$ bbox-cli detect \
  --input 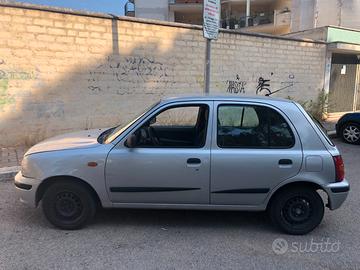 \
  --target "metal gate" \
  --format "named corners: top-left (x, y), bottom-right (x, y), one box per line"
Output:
top-left (357, 64), bottom-right (360, 111)
top-left (328, 54), bottom-right (360, 113)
